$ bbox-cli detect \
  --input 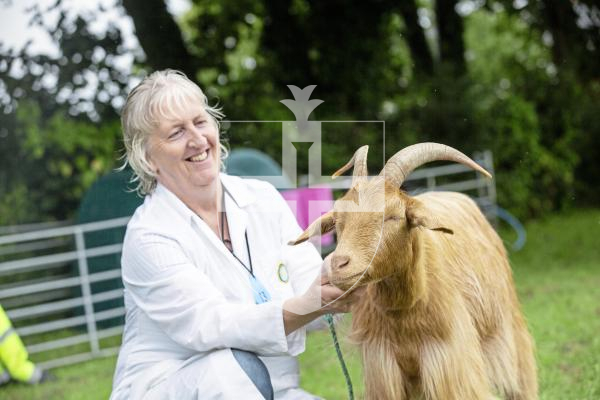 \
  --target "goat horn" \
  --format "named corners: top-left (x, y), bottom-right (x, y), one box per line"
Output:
top-left (380, 142), bottom-right (492, 187)
top-left (288, 211), bottom-right (335, 245)
top-left (332, 145), bottom-right (369, 187)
